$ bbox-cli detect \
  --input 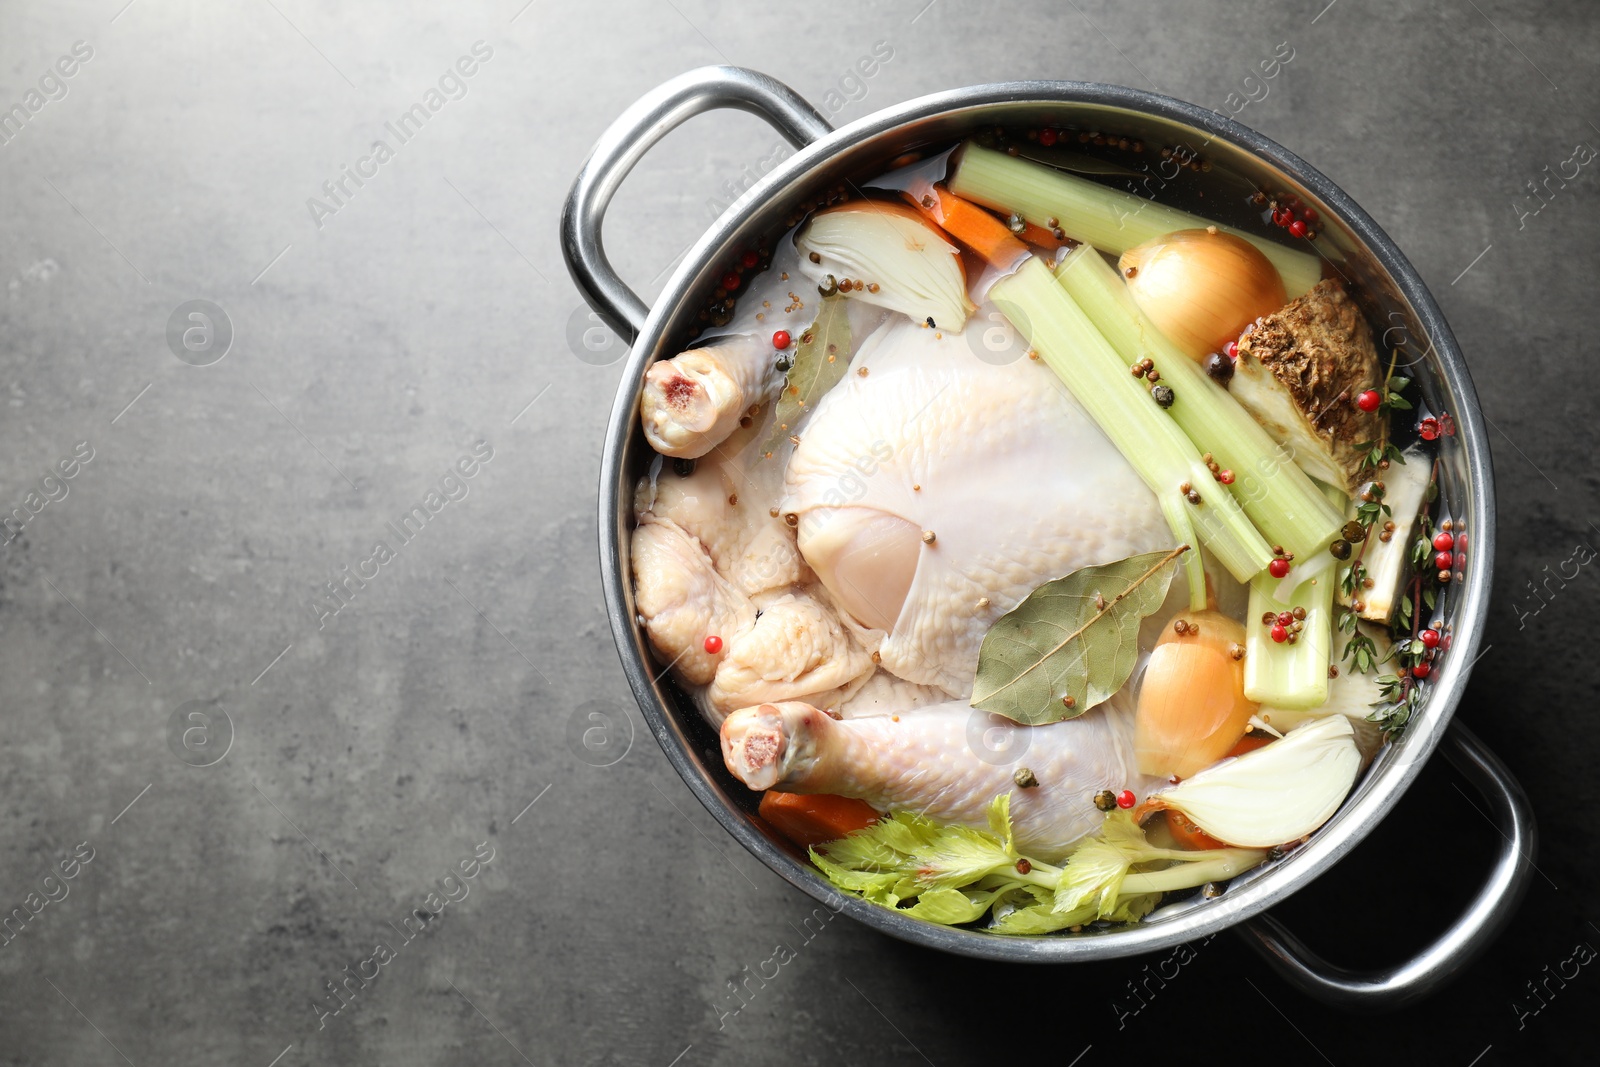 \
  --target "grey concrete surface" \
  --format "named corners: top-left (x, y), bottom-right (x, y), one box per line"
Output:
top-left (0, 1), bottom-right (1595, 1064)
